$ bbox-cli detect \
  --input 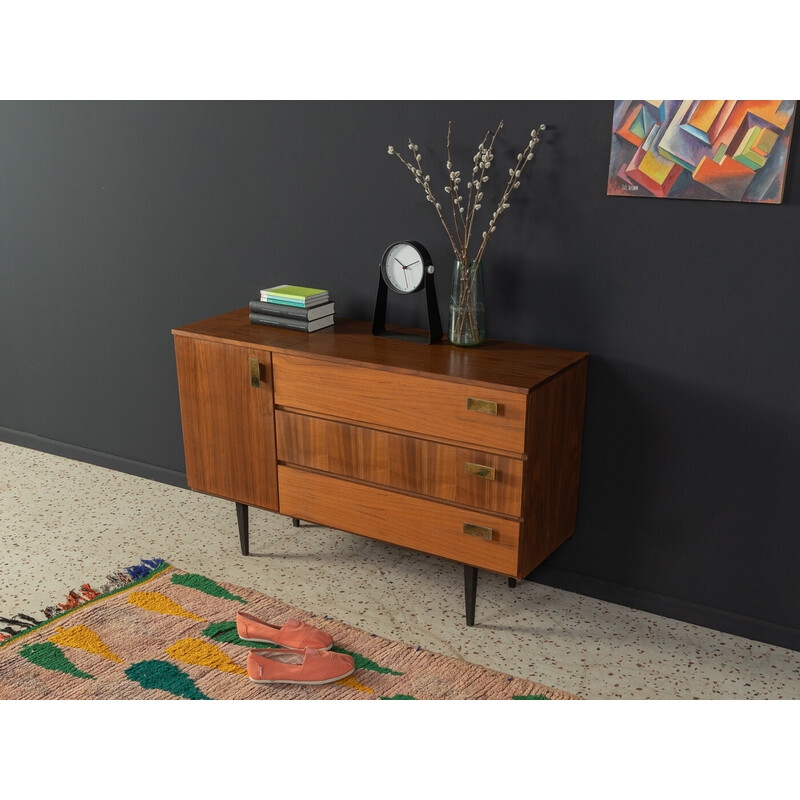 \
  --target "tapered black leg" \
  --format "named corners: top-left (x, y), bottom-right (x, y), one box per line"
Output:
top-left (236, 502), bottom-right (249, 556)
top-left (291, 517), bottom-right (300, 527)
top-left (464, 565), bottom-right (478, 626)
top-left (508, 577), bottom-right (517, 588)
